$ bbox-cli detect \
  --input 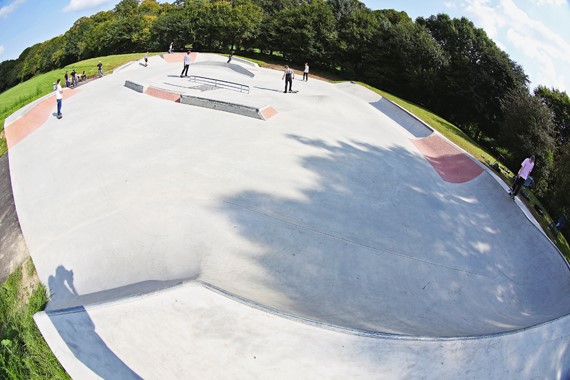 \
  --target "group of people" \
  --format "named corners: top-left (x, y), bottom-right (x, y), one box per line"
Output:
top-left (282, 62), bottom-right (310, 93)
top-left (64, 69), bottom-right (86, 88)
top-left (54, 61), bottom-right (103, 119)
